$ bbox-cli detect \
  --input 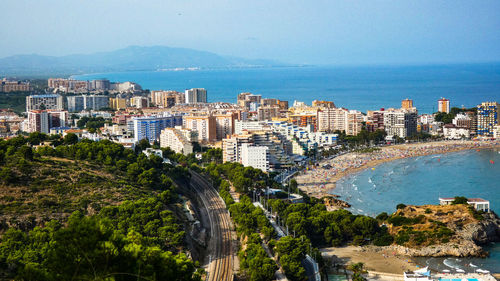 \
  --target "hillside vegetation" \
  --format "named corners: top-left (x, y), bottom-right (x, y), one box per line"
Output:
top-left (0, 134), bottom-right (201, 281)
